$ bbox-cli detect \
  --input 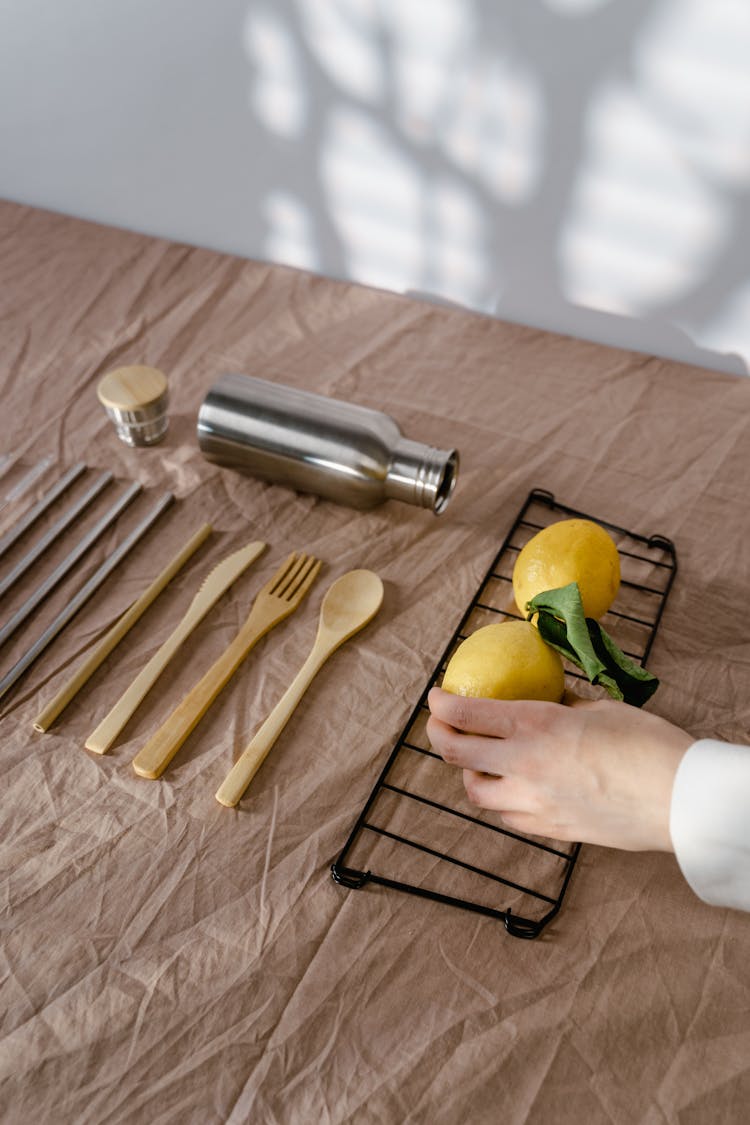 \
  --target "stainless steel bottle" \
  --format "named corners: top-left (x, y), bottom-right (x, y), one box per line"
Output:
top-left (197, 373), bottom-right (459, 513)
